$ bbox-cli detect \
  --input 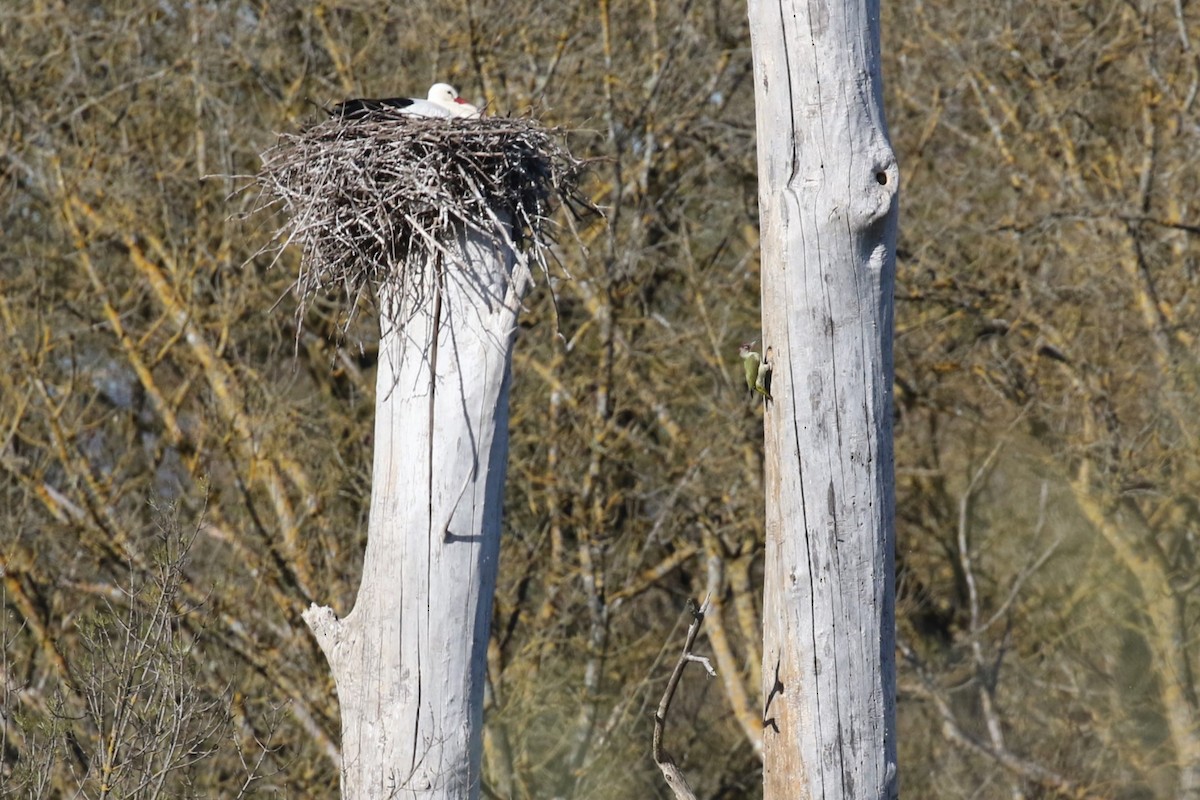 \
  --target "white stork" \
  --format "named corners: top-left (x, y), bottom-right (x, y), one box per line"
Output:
top-left (332, 83), bottom-right (481, 120)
